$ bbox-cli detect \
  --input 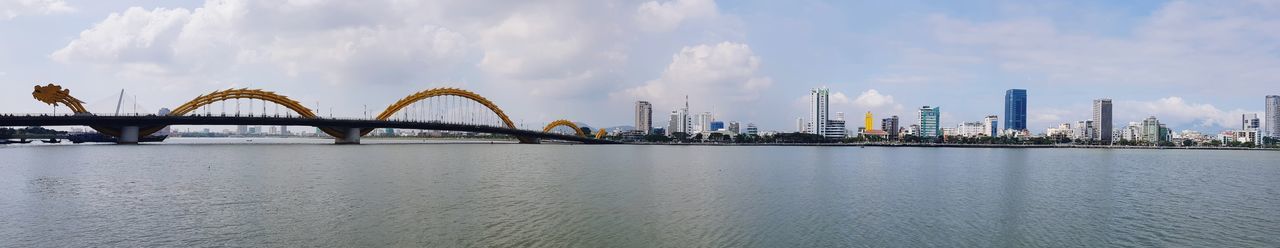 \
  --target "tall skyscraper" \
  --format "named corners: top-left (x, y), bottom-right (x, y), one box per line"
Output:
top-left (667, 111), bottom-right (679, 136)
top-left (1268, 95), bottom-right (1280, 138)
top-left (1243, 113), bottom-right (1260, 130)
top-left (983, 115), bottom-right (999, 137)
top-left (696, 112), bottom-right (714, 132)
top-left (882, 115), bottom-right (900, 139)
top-left (864, 111), bottom-right (874, 131)
top-left (919, 106), bottom-right (941, 138)
top-left (1004, 89), bottom-right (1027, 131)
top-left (635, 101), bottom-right (652, 134)
top-left (665, 96), bottom-right (691, 136)
top-left (808, 87), bottom-right (830, 136)
top-left (1093, 99), bottom-right (1112, 143)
